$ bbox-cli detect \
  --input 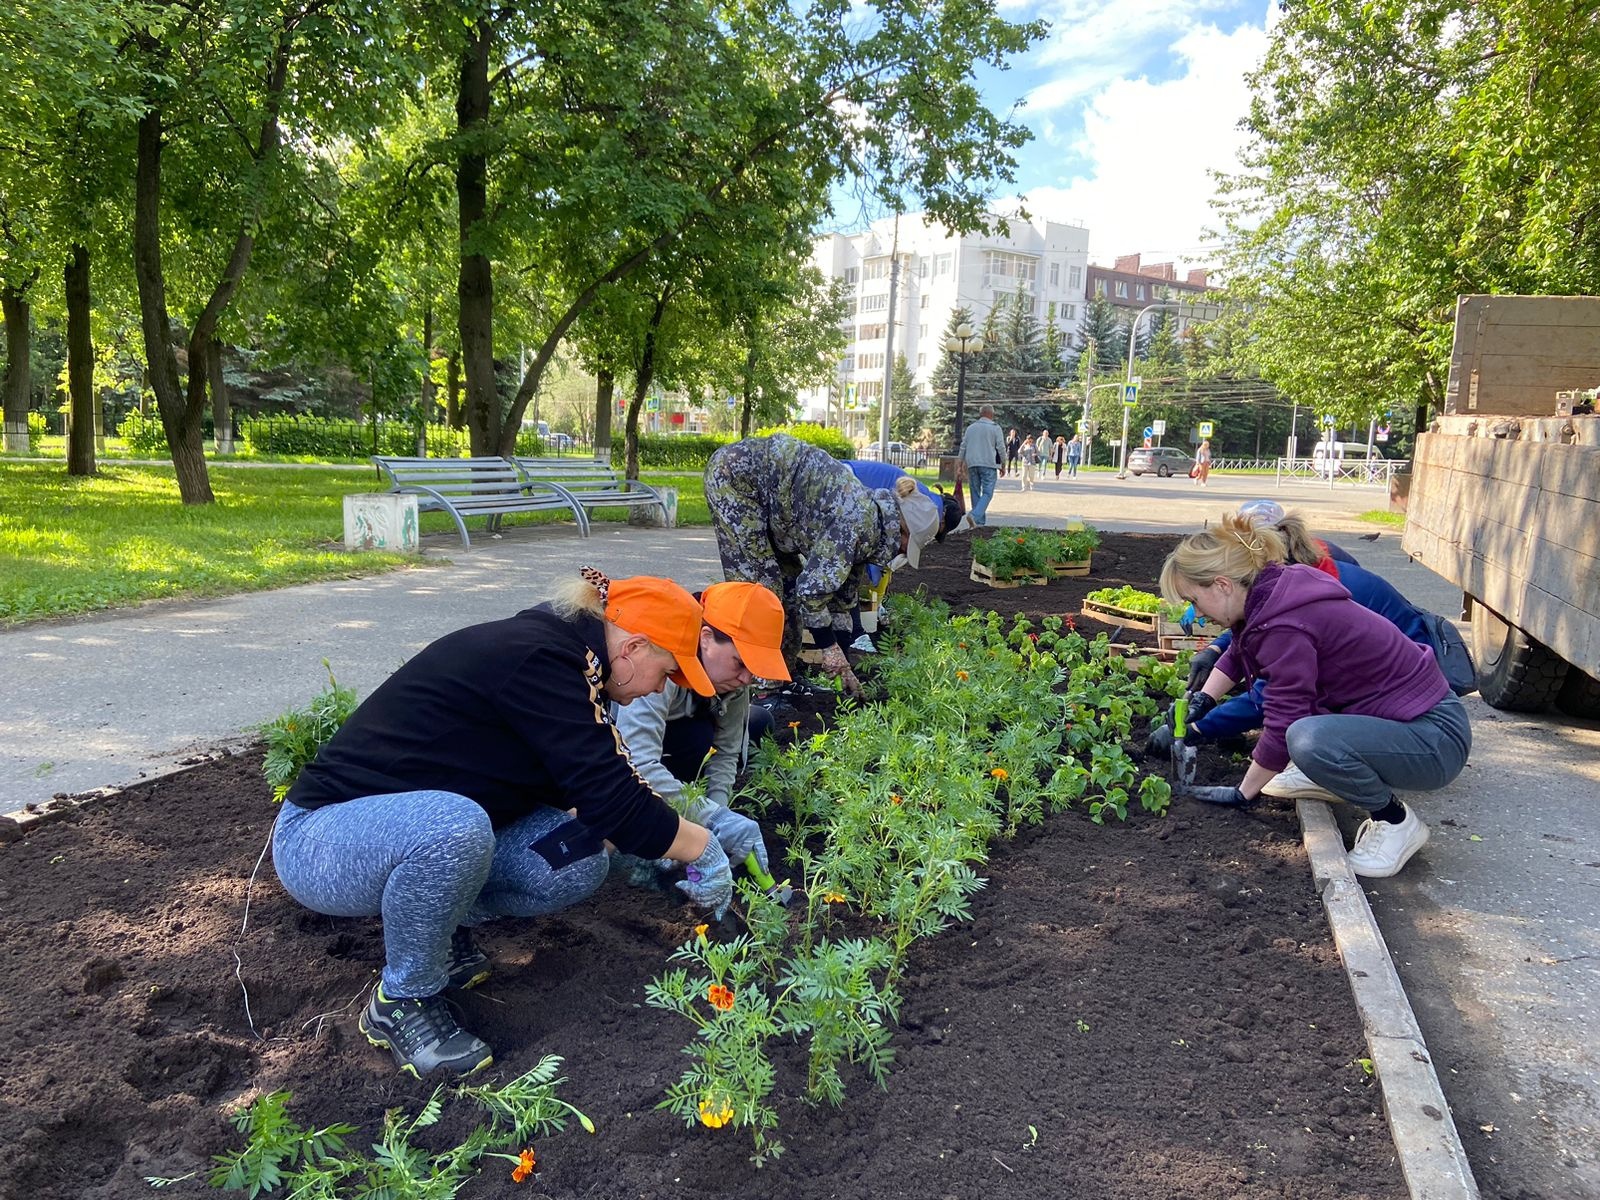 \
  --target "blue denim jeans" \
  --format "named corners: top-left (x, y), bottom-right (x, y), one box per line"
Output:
top-left (1284, 695), bottom-right (1471, 811)
top-left (967, 466), bottom-right (998, 525)
top-left (273, 793), bottom-right (609, 998)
